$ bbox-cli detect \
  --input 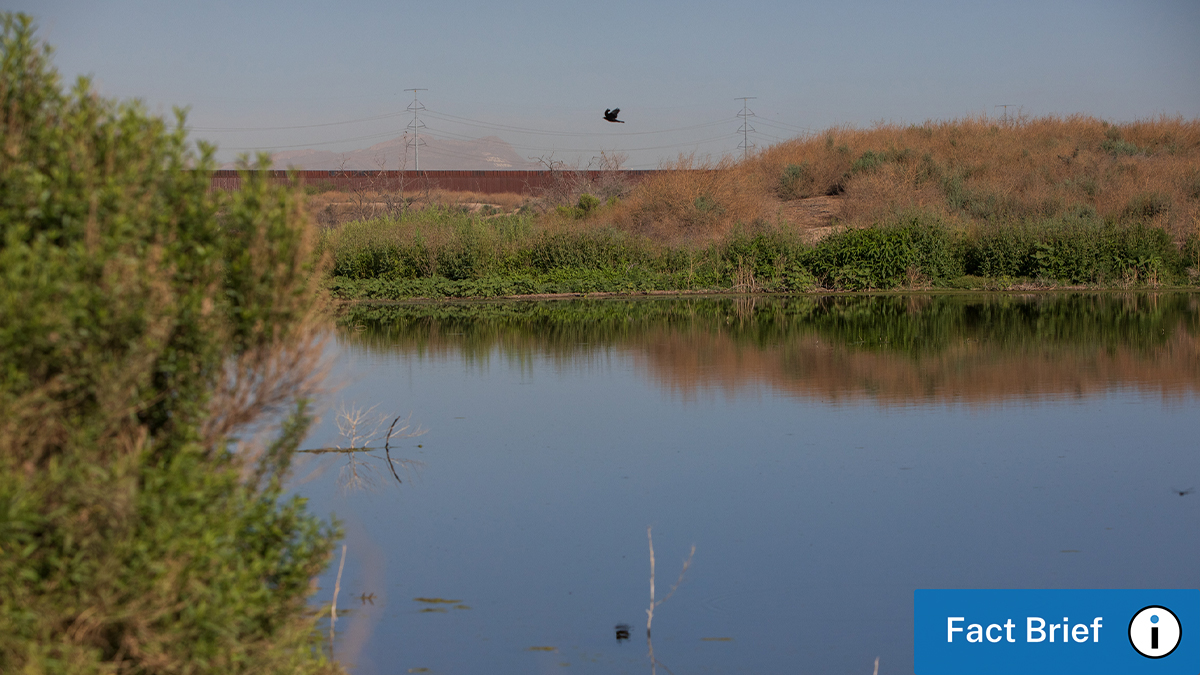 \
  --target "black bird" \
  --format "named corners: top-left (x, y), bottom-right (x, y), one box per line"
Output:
top-left (603, 108), bottom-right (624, 123)
top-left (615, 624), bottom-right (631, 641)
top-left (1173, 487), bottom-right (1195, 497)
